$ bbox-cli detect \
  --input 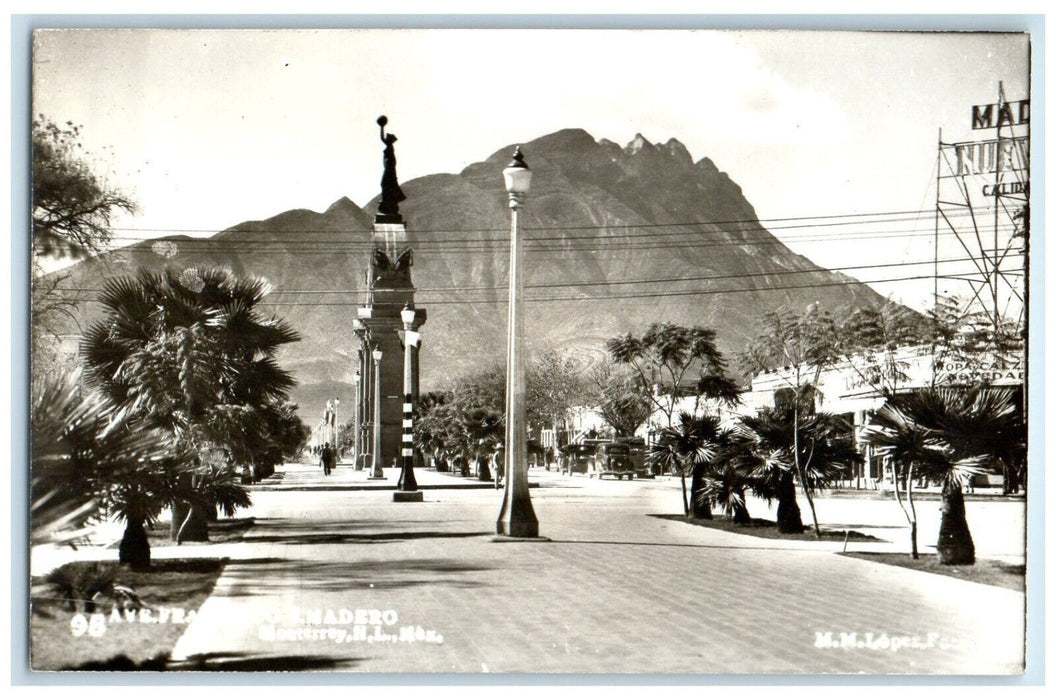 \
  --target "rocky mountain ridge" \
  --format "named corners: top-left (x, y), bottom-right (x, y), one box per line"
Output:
top-left (51, 128), bottom-right (887, 422)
